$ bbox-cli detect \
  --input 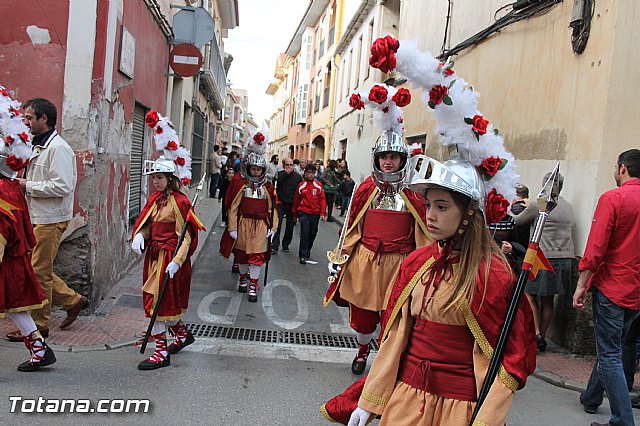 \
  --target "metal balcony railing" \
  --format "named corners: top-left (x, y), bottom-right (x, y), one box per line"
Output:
top-left (200, 31), bottom-right (226, 110)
